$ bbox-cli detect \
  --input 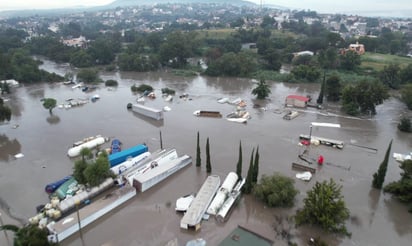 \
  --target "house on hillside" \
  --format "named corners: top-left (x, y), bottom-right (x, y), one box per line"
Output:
top-left (61, 36), bottom-right (88, 48)
top-left (285, 95), bottom-right (310, 108)
top-left (348, 41), bottom-right (365, 55)
top-left (341, 41), bottom-right (365, 55)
